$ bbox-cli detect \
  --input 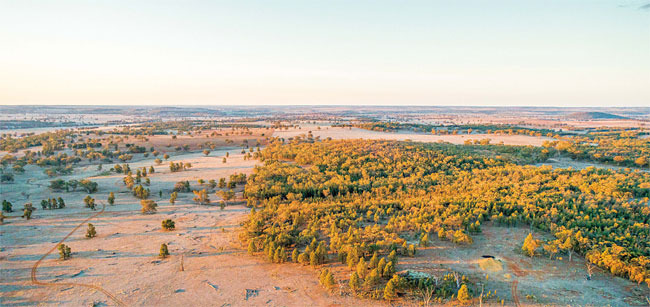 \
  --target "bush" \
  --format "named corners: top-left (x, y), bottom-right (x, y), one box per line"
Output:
top-left (2, 200), bottom-right (13, 213)
top-left (161, 219), bottom-right (175, 231)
